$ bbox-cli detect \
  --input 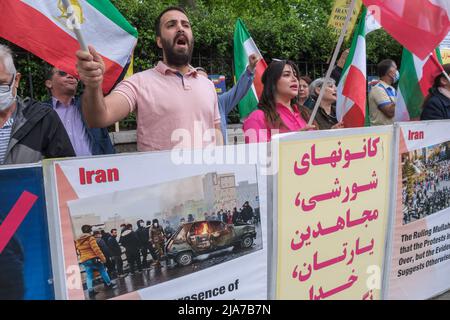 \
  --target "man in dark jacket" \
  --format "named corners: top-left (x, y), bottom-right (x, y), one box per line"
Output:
top-left (421, 88), bottom-right (450, 120)
top-left (0, 44), bottom-right (75, 165)
top-left (421, 64), bottom-right (450, 120)
top-left (241, 201), bottom-right (254, 223)
top-left (93, 230), bottom-right (115, 278)
top-left (119, 224), bottom-right (142, 274)
top-left (136, 219), bottom-right (150, 269)
top-left (44, 66), bottom-right (115, 156)
top-left (108, 229), bottom-right (124, 277)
